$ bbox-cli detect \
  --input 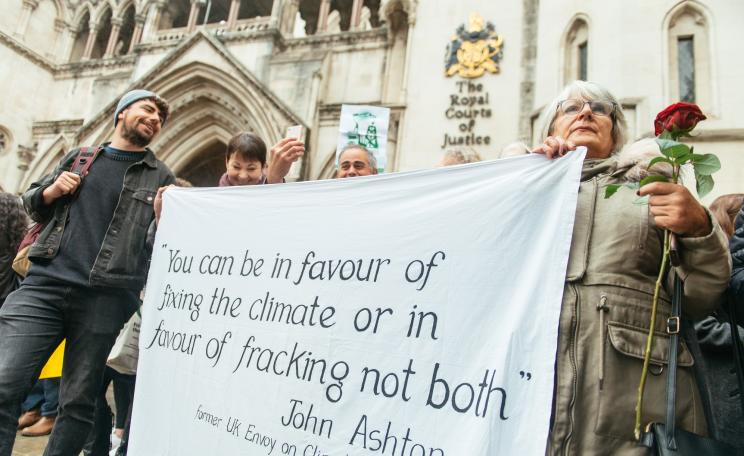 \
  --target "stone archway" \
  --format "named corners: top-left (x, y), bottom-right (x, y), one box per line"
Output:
top-left (178, 139), bottom-right (227, 187)
top-left (142, 62), bottom-right (283, 183)
top-left (18, 31), bottom-right (306, 189)
top-left (81, 58), bottom-right (302, 167)
top-left (153, 105), bottom-right (239, 186)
